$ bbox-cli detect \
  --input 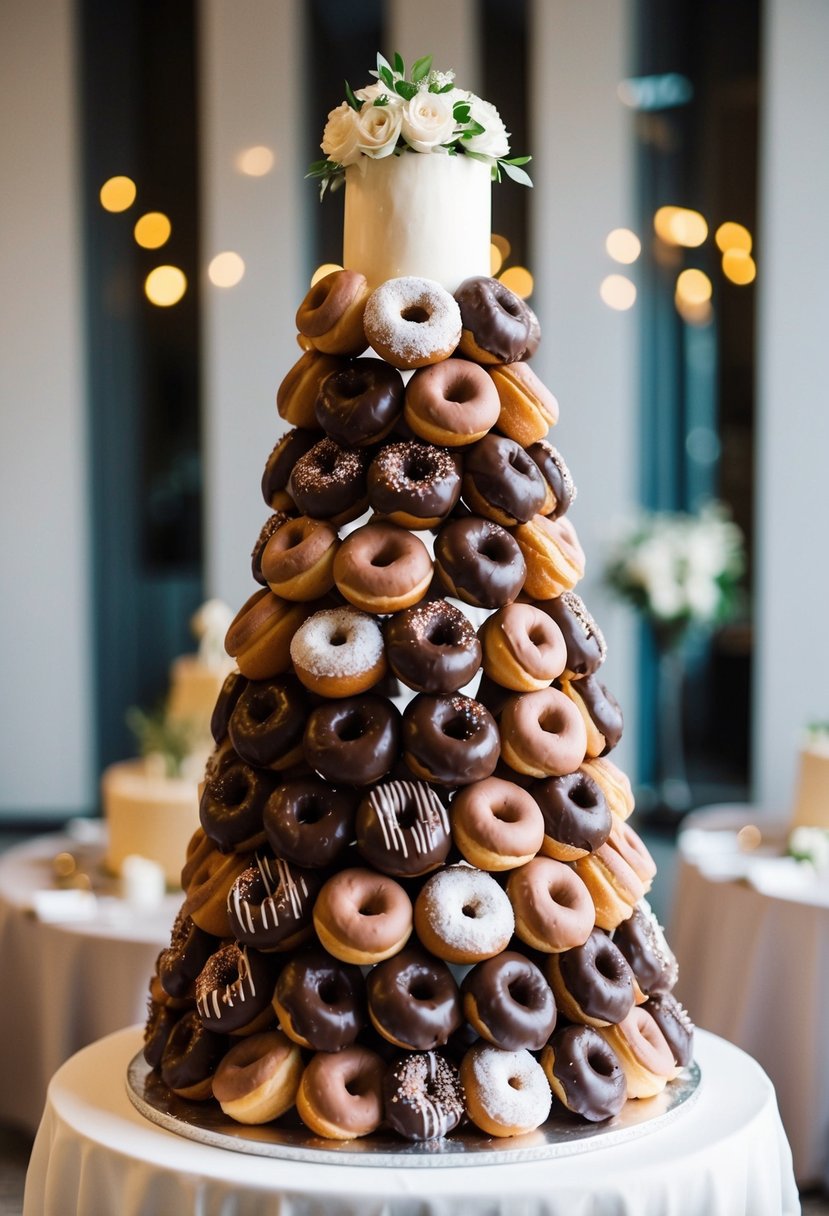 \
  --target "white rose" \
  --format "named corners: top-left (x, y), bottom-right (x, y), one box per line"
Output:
top-left (354, 81), bottom-right (401, 106)
top-left (684, 573), bottom-right (719, 621)
top-left (321, 102), bottom-right (361, 166)
top-left (400, 91), bottom-right (456, 152)
top-left (462, 93), bottom-right (510, 159)
top-left (355, 102), bottom-right (403, 159)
